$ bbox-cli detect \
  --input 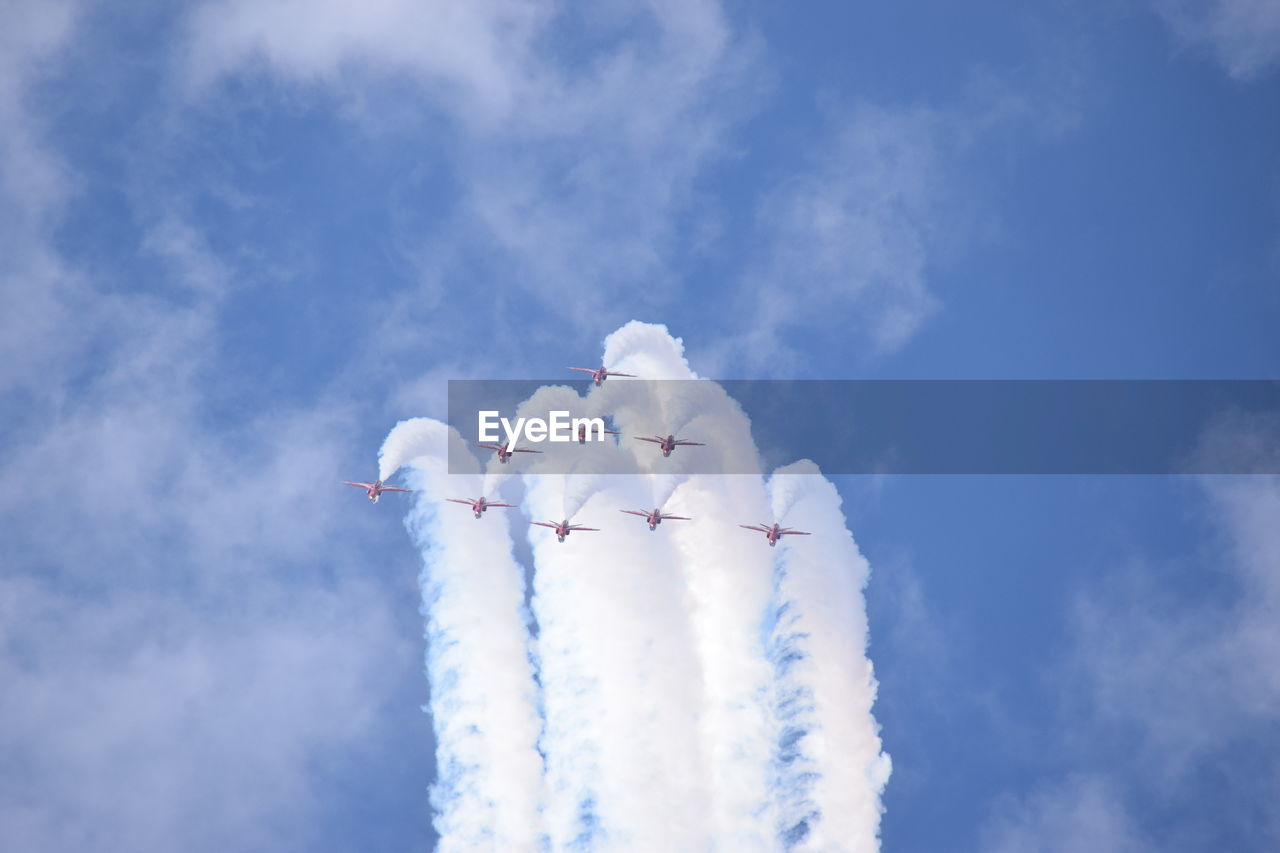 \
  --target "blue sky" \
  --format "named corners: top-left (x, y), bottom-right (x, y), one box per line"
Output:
top-left (2, 1), bottom-right (1279, 850)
